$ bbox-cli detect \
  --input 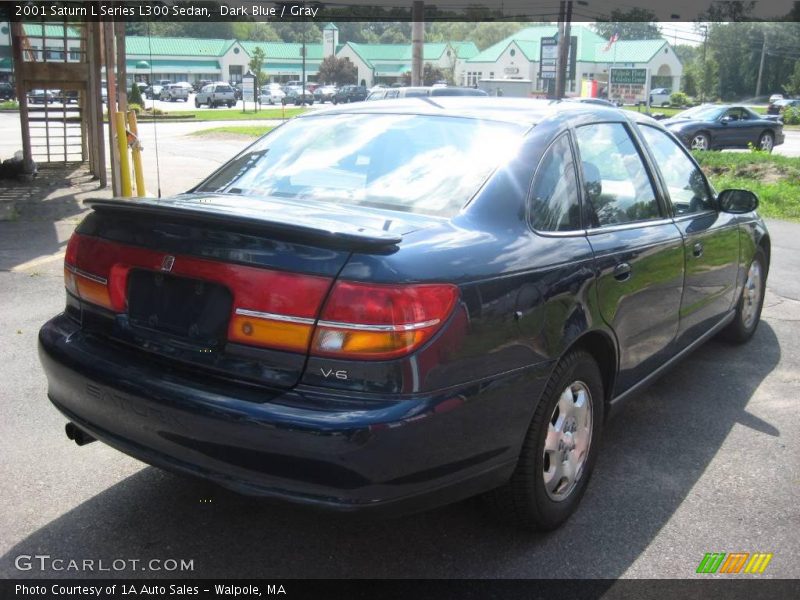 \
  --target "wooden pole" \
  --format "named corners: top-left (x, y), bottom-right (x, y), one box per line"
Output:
top-left (88, 21), bottom-right (106, 185)
top-left (10, 22), bottom-right (34, 173)
top-left (411, 2), bottom-right (424, 86)
top-left (115, 21), bottom-right (128, 115)
top-left (103, 21), bottom-right (121, 196)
